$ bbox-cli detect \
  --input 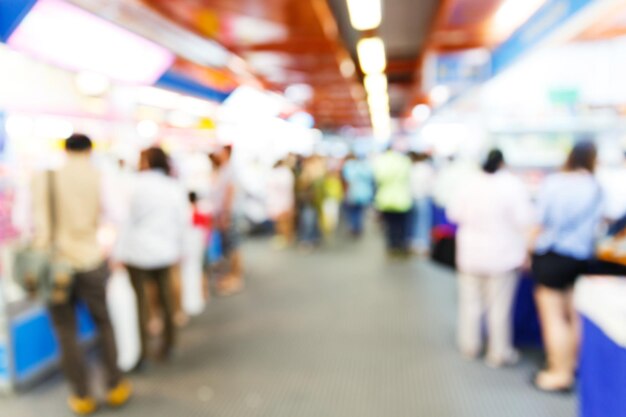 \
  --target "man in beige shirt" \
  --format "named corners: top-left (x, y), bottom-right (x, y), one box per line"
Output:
top-left (32, 134), bottom-right (131, 415)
